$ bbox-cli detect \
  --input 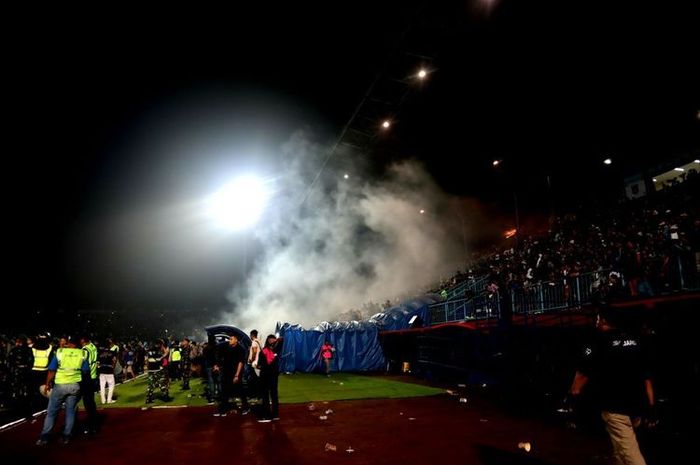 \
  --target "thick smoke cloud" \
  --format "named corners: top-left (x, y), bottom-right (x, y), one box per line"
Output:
top-left (225, 131), bottom-right (467, 333)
